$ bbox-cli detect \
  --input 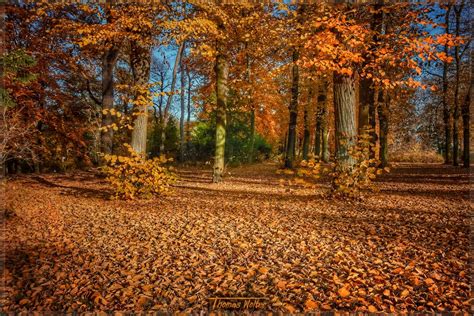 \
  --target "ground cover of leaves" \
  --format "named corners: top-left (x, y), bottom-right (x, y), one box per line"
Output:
top-left (1, 163), bottom-right (471, 313)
